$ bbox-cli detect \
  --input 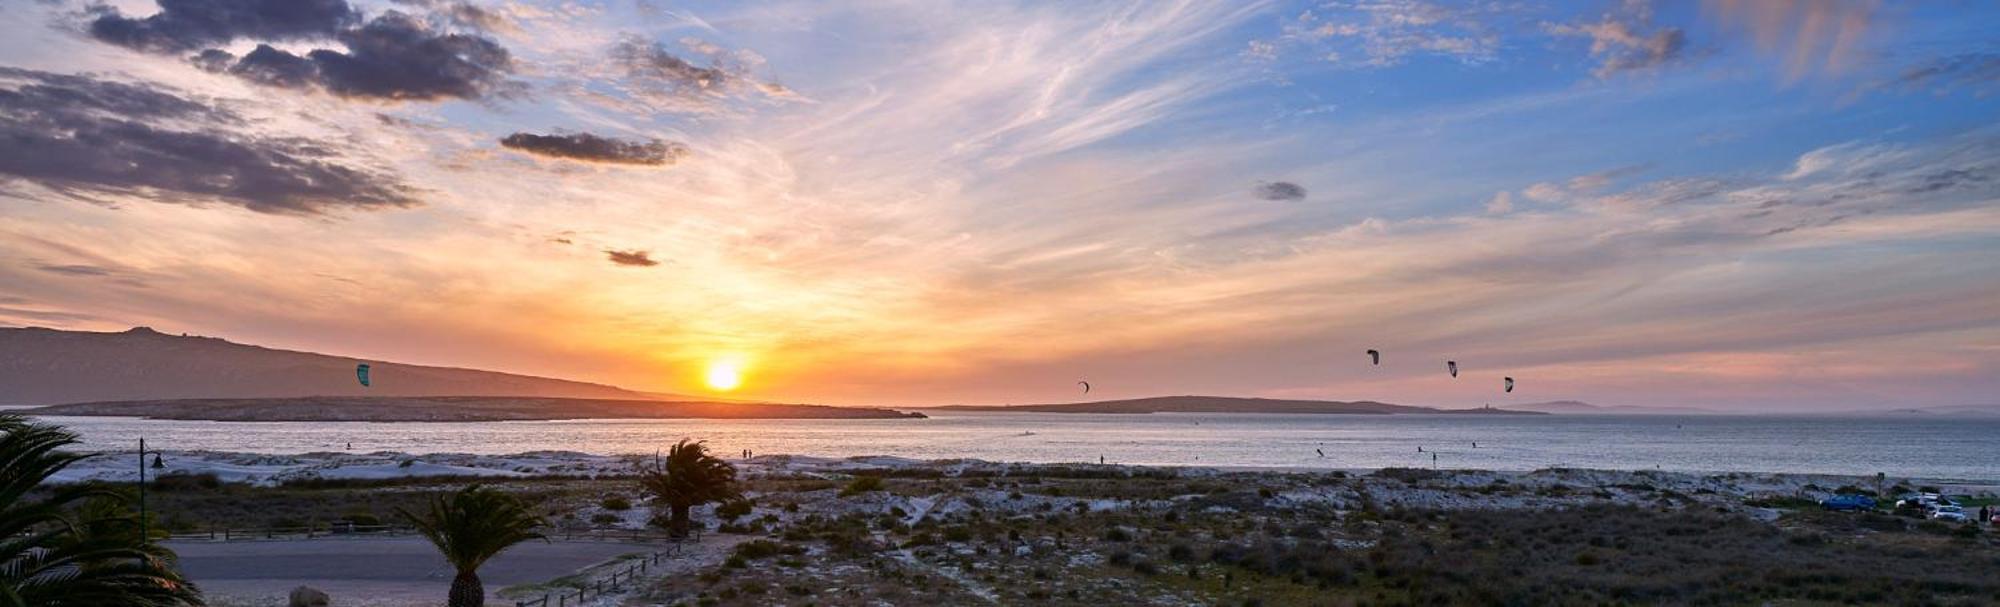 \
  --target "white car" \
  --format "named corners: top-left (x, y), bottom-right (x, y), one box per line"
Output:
top-left (1896, 493), bottom-right (1958, 511)
top-left (1930, 505), bottom-right (1968, 522)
